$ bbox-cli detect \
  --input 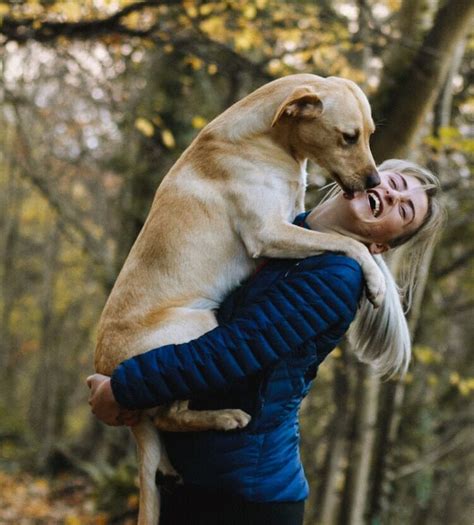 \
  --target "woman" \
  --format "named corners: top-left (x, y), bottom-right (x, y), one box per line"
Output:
top-left (88, 159), bottom-right (444, 525)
